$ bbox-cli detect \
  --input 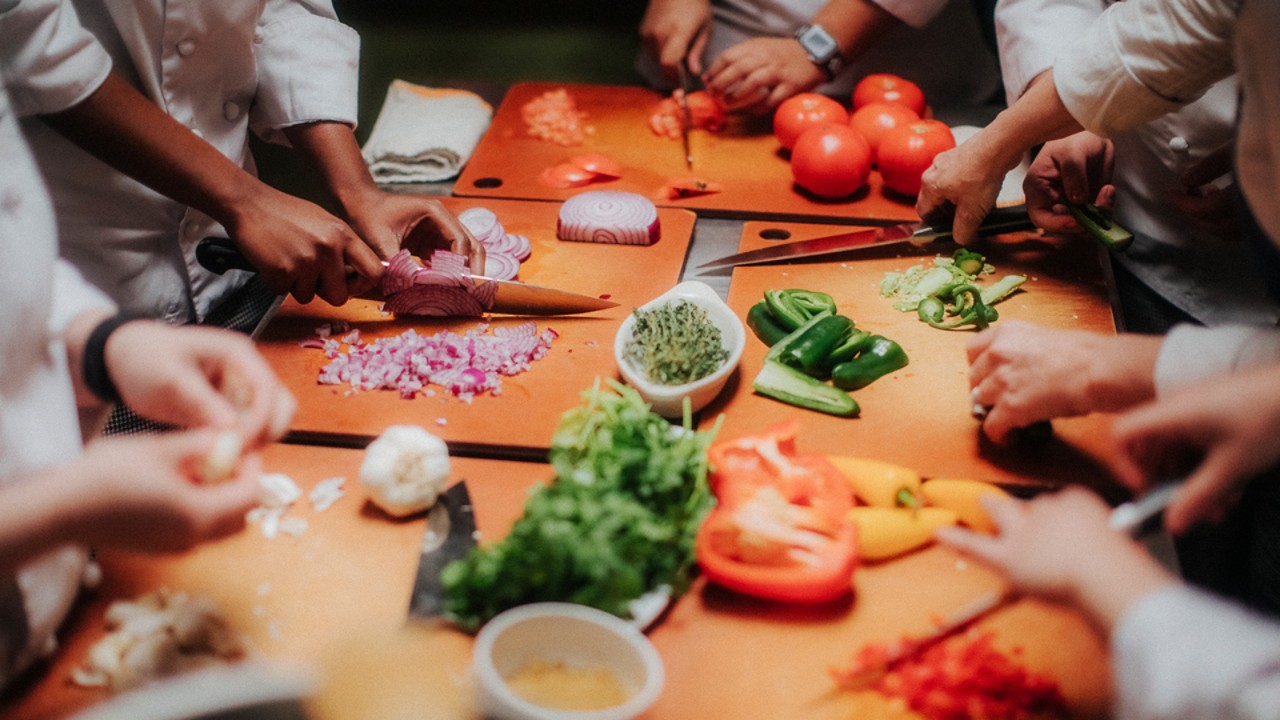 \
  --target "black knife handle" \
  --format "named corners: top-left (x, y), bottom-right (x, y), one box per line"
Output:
top-left (195, 238), bottom-right (256, 275)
